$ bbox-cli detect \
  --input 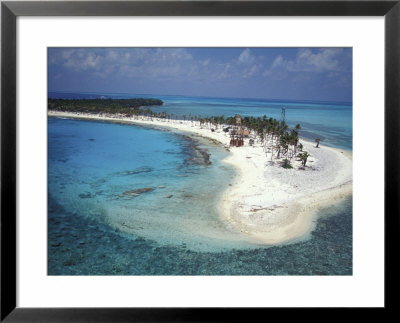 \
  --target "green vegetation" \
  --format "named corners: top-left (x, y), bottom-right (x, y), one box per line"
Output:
top-left (49, 98), bottom-right (311, 169)
top-left (48, 98), bottom-right (163, 116)
top-left (282, 159), bottom-right (293, 169)
top-left (226, 115), bottom-right (301, 161)
top-left (193, 114), bottom-right (309, 166)
top-left (297, 152), bottom-right (310, 166)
